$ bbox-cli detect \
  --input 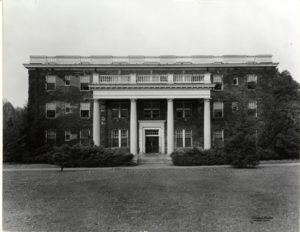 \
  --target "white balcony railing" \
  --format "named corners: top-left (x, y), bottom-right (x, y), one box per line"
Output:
top-left (94, 73), bottom-right (211, 85)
